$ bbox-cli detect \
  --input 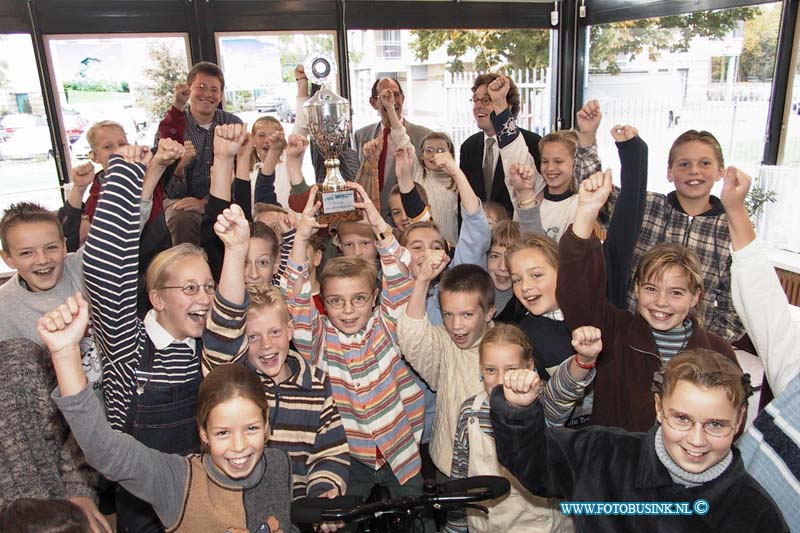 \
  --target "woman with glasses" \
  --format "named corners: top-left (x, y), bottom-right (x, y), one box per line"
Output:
top-left (83, 142), bottom-right (216, 532)
top-left (490, 348), bottom-right (787, 532)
